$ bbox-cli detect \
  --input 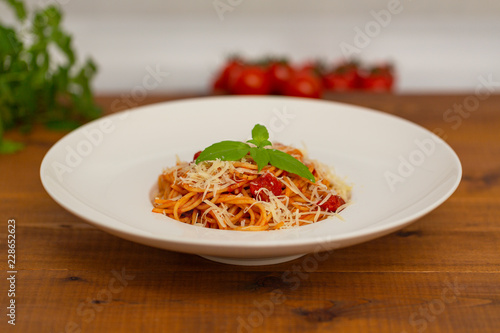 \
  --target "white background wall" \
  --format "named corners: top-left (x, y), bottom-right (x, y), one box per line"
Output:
top-left (2, 0), bottom-right (500, 93)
